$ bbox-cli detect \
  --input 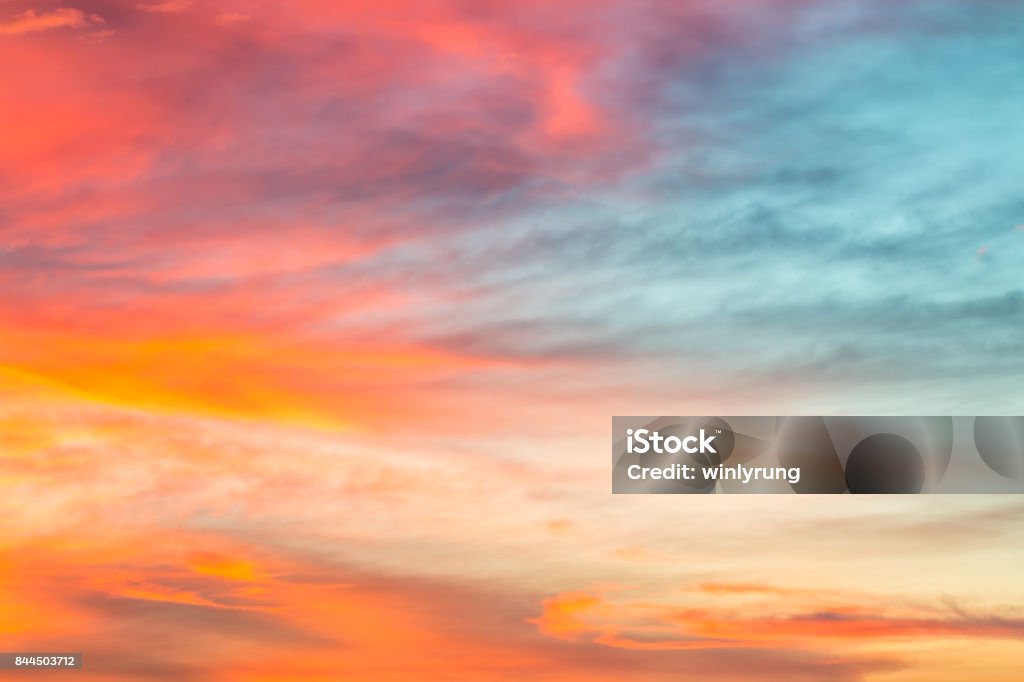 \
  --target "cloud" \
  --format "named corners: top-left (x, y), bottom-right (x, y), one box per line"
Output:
top-left (0, 8), bottom-right (88, 35)
top-left (693, 582), bottom-right (807, 597)
top-left (214, 11), bottom-right (251, 26)
top-left (534, 584), bottom-right (1024, 652)
top-left (0, 532), bottom-right (911, 682)
top-left (8, 0), bottom-right (1020, 426)
top-left (137, 0), bottom-right (196, 13)
top-left (4, 4), bottom-right (1024, 679)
